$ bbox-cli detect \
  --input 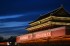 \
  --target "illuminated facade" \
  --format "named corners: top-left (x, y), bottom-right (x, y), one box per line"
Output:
top-left (16, 6), bottom-right (70, 45)
top-left (26, 6), bottom-right (70, 33)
